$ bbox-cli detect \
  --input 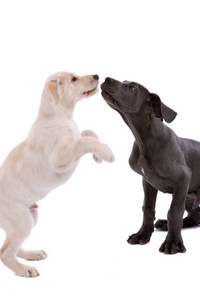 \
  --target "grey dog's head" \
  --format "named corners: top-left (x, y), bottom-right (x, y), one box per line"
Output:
top-left (101, 77), bottom-right (177, 123)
